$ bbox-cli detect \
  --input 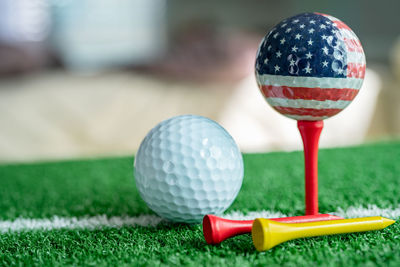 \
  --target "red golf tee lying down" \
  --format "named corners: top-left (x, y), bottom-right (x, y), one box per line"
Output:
top-left (203, 213), bottom-right (343, 245)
